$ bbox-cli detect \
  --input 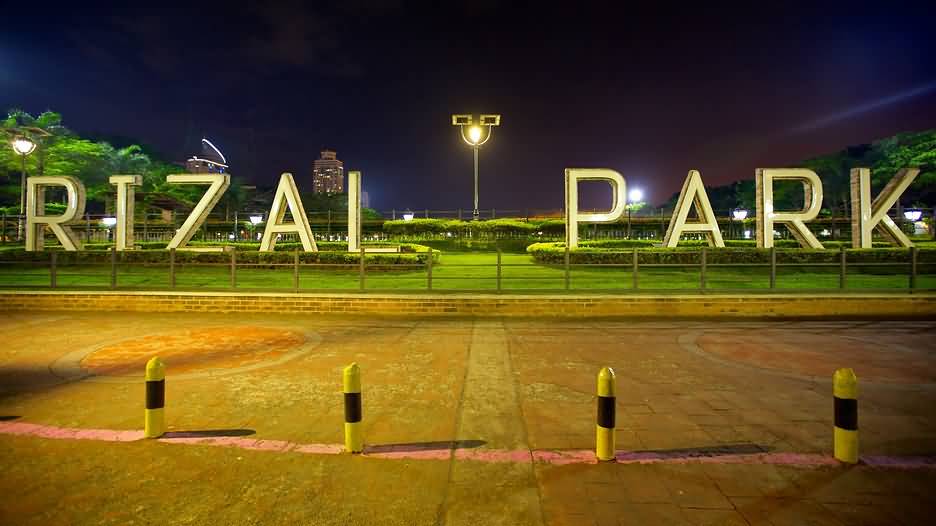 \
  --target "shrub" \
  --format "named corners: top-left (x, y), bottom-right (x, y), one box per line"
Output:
top-left (525, 241), bottom-right (935, 271)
